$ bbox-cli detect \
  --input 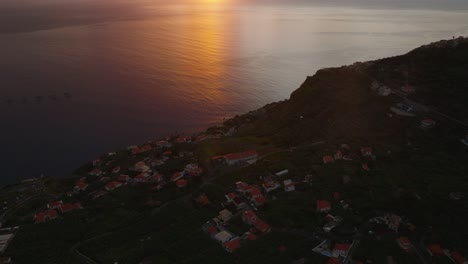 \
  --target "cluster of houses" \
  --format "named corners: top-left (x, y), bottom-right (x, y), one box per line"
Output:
top-left (201, 179), bottom-right (274, 253)
top-left (202, 207), bottom-right (271, 253)
top-left (33, 135), bottom-right (207, 225)
top-left (426, 244), bottom-right (468, 264)
top-left (323, 144), bottom-right (376, 172)
top-left (312, 240), bottom-right (355, 264)
top-left (33, 200), bottom-right (82, 223)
